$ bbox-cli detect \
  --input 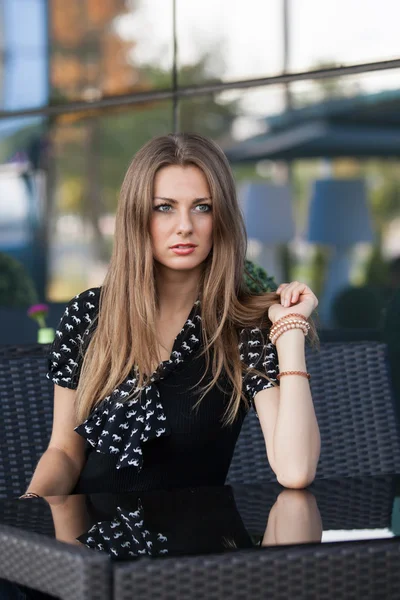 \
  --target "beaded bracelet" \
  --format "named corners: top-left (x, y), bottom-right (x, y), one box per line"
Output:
top-left (277, 371), bottom-right (311, 381)
top-left (270, 322), bottom-right (310, 344)
top-left (271, 316), bottom-right (309, 330)
top-left (278, 313), bottom-right (308, 321)
top-left (271, 328), bottom-right (308, 345)
top-left (269, 313), bottom-right (310, 344)
top-left (270, 322), bottom-right (309, 344)
top-left (270, 319), bottom-right (309, 338)
top-left (270, 313), bottom-right (309, 331)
